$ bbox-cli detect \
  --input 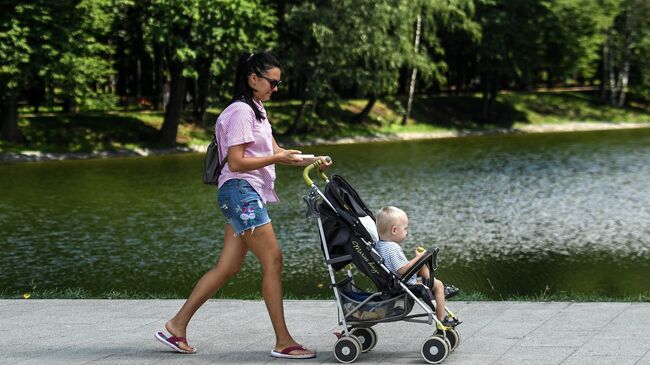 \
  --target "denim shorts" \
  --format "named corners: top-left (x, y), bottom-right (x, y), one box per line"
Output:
top-left (217, 179), bottom-right (271, 235)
